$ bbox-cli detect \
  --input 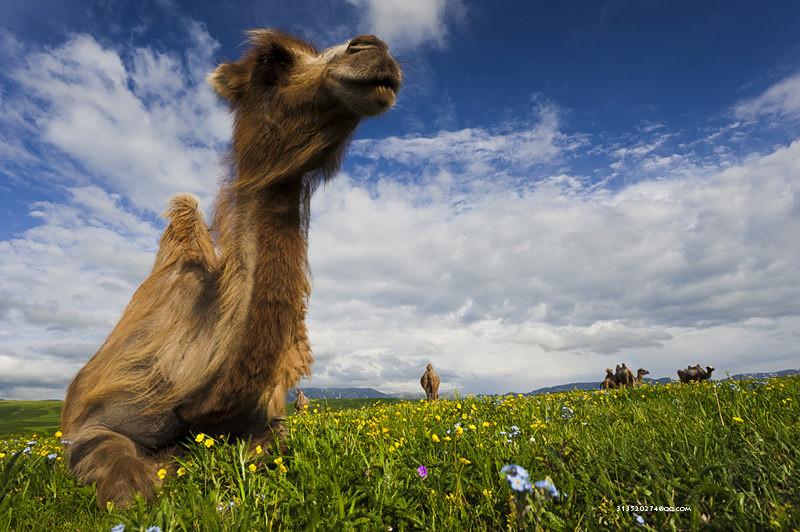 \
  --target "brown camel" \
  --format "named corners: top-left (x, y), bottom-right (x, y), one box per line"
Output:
top-left (601, 368), bottom-right (618, 389)
top-left (634, 368), bottom-right (650, 387)
top-left (615, 363), bottom-right (635, 388)
top-left (420, 364), bottom-right (441, 401)
top-left (293, 389), bottom-right (309, 413)
top-left (678, 364), bottom-right (714, 383)
top-left (60, 30), bottom-right (401, 507)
